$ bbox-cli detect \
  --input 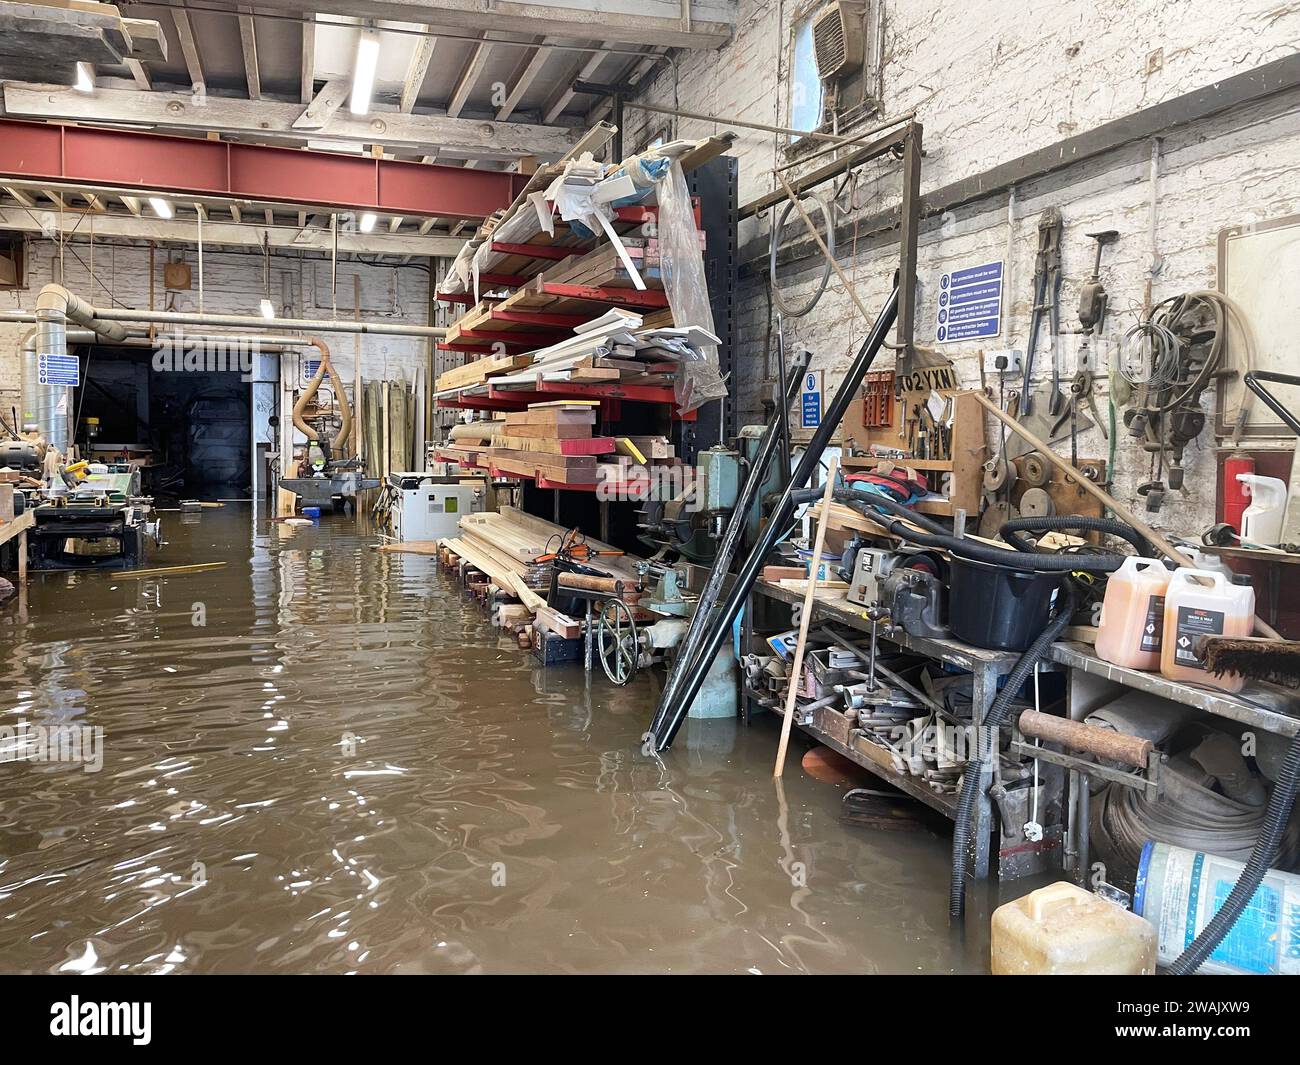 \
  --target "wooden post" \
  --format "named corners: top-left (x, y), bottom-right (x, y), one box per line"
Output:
top-left (774, 457), bottom-right (840, 778)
